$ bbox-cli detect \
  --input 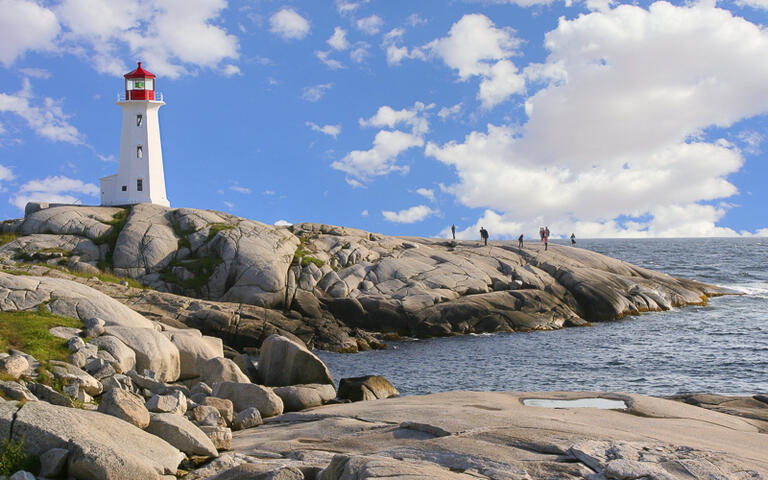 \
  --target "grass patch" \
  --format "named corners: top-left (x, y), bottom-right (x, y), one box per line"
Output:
top-left (0, 437), bottom-right (37, 476)
top-left (0, 232), bottom-right (18, 246)
top-left (160, 256), bottom-right (223, 291)
top-left (171, 220), bottom-right (195, 250)
top-left (15, 263), bottom-right (145, 289)
top-left (301, 256), bottom-right (324, 268)
top-left (94, 208), bottom-right (130, 267)
top-left (0, 311), bottom-right (82, 363)
top-left (207, 223), bottom-right (235, 241)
